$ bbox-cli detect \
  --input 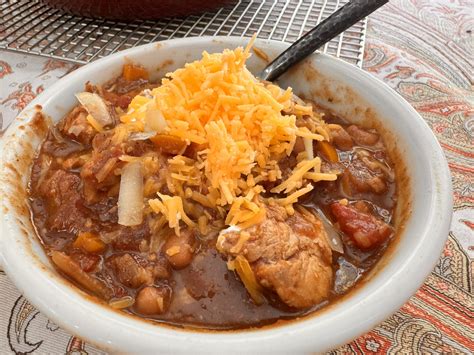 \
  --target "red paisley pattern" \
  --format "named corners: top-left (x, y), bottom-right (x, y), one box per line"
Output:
top-left (0, 52), bottom-right (76, 132)
top-left (1, 82), bottom-right (44, 112)
top-left (40, 58), bottom-right (80, 77)
top-left (0, 0), bottom-right (472, 353)
top-left (0, 60), bottom-right (13, 79)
